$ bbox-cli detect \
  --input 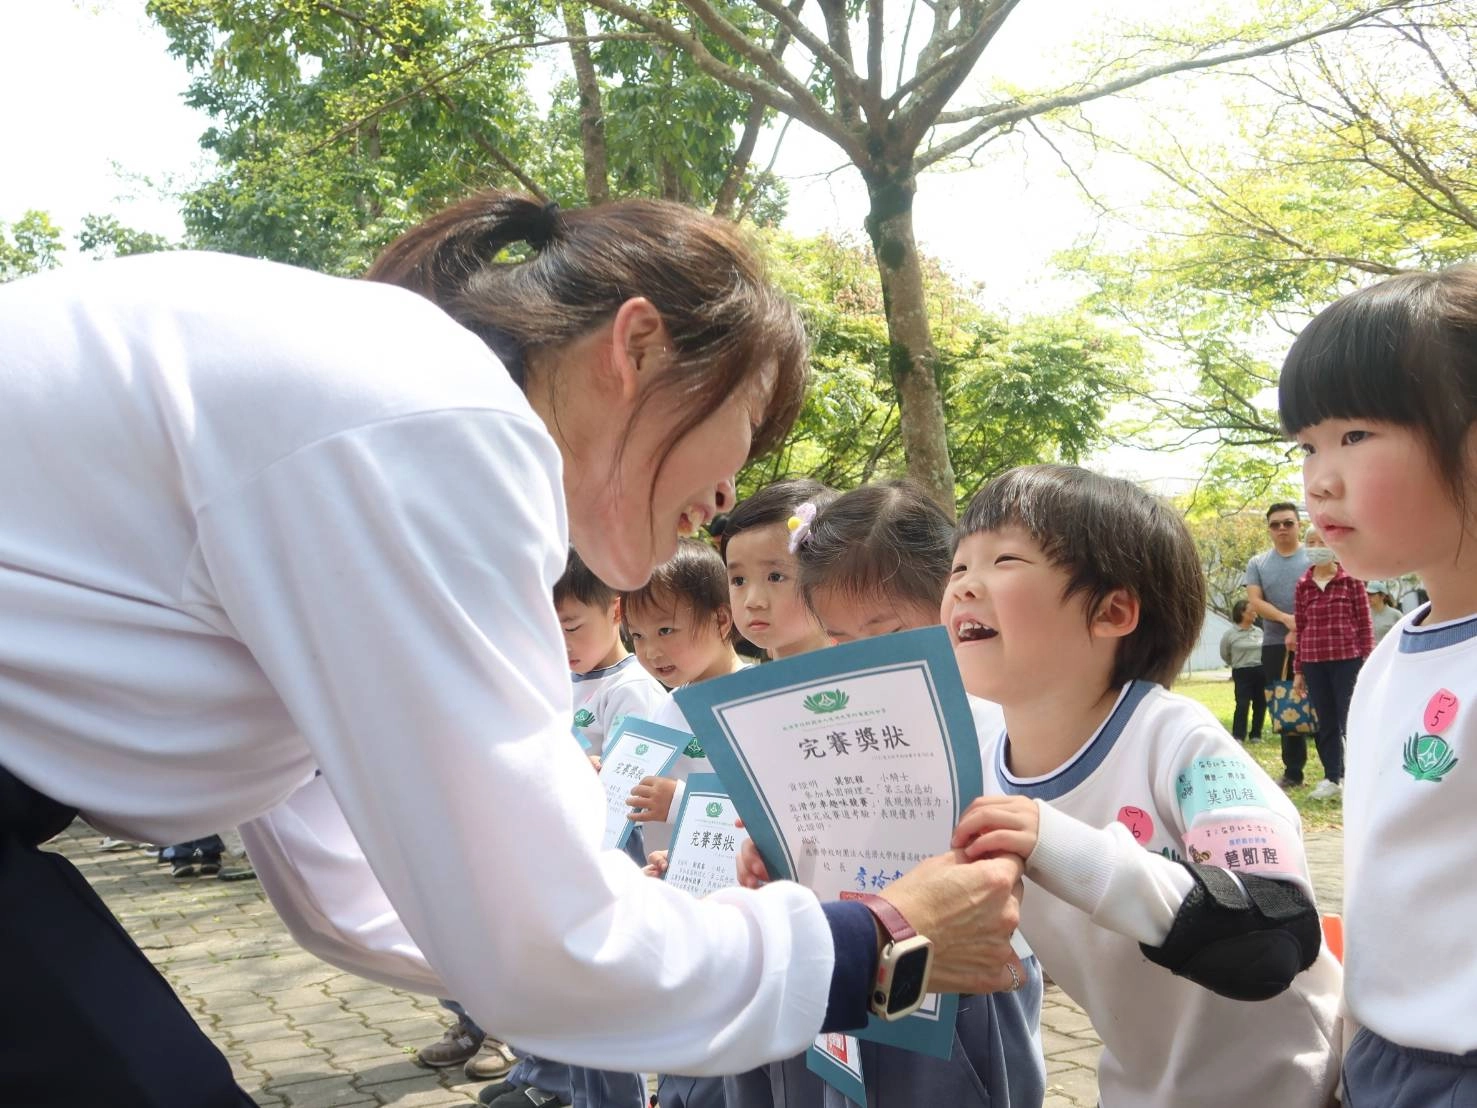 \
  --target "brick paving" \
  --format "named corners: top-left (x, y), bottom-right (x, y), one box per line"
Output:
top-left (50, 822), bottom-right (1343, 1107)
